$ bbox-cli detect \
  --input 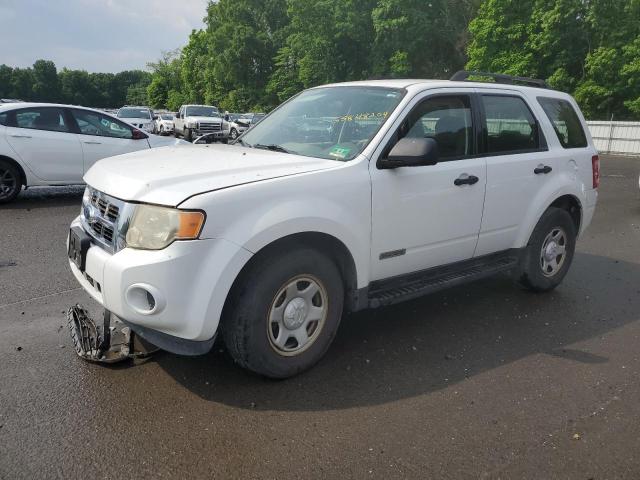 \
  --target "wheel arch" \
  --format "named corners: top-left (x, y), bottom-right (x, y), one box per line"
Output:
top-left (224, 232), bottom-right (361, 315)
top-left (0, 154), bottom-right (27, 186)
